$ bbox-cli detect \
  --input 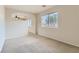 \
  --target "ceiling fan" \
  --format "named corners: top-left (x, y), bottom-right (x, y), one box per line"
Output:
top-left (42, 5), bottom-right (46, 7)
top-left (12, 13), bottom-right (30, 21)
top-left (14, 15), bottom-right (27, 20)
